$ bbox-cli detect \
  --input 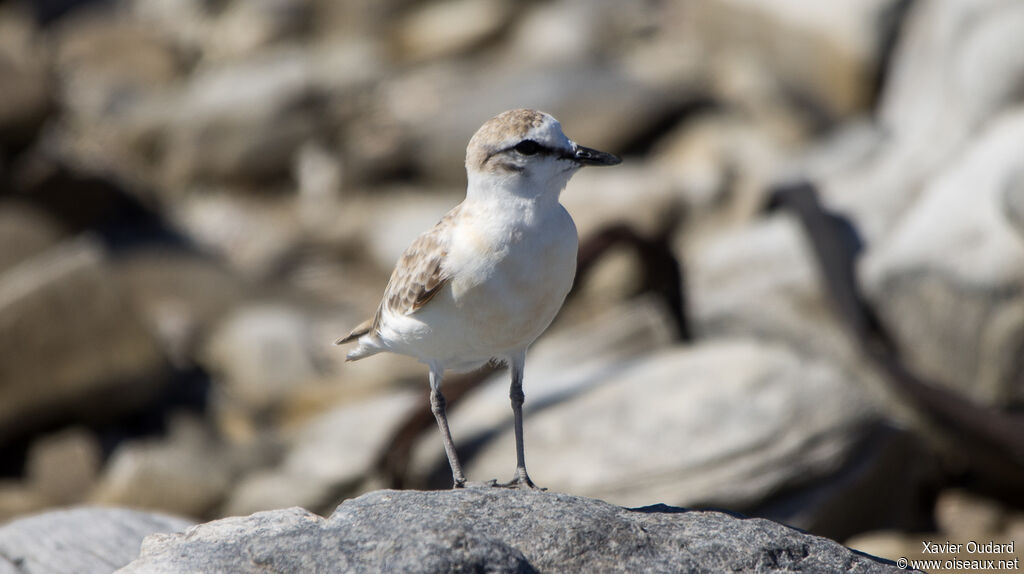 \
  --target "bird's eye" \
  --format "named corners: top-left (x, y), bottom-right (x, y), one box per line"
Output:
top-left (514, 140), bottom-right (541, 156)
